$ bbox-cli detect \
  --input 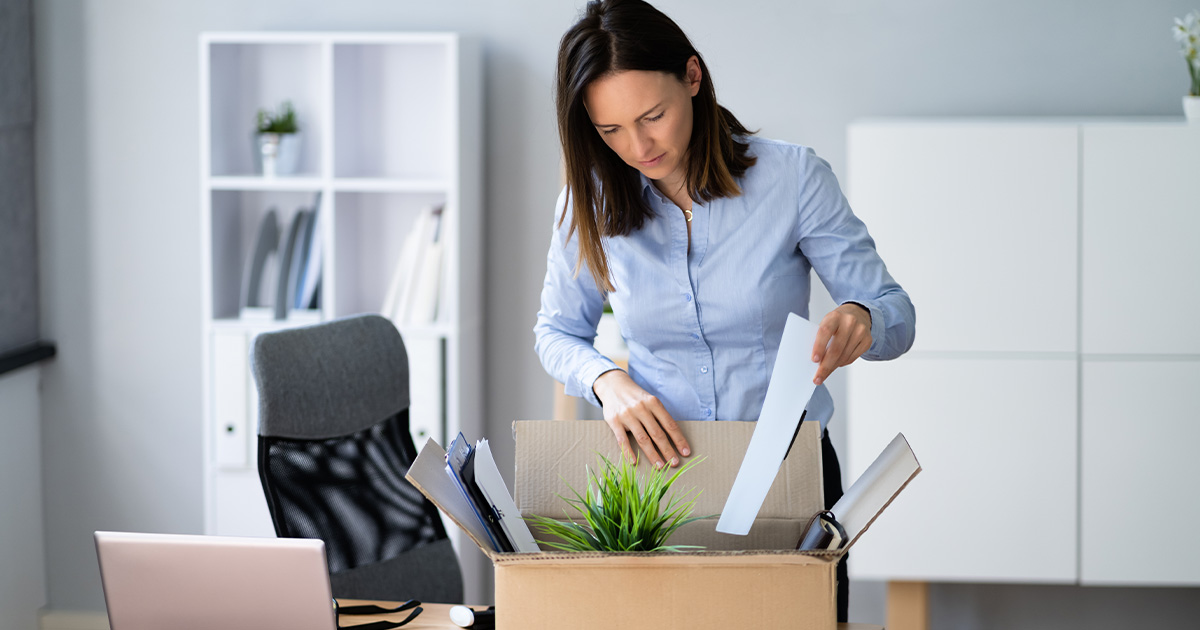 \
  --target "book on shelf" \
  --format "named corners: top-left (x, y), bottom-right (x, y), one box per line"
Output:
top-left (282, 209), bottom-right (313, 317)
top-left (381, 204), bottom-right (445, 331)
top-left (295, 192), bottom-right (324, 310)
top-left (241, 208), bottom-right (280, 310)
top-left (237, 192), bottom-right (323, 322)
